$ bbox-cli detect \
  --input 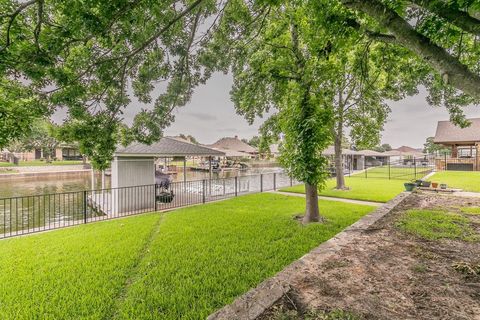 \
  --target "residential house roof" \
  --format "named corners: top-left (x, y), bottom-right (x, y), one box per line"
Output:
top-left (393, 146), bottom-right (422, 153)
top-left (433, 118), bottom-right (480, 144)
top-left (207, 136), bottom-right (257, 154)
top-left (115, 137), bottom-right (225, 157)
top-left (210, 148), bottom-right (251, 158)
top-left (357, 149), bottom-right (388, 157)
top-left (322, 146), bottom-right (360, 156)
